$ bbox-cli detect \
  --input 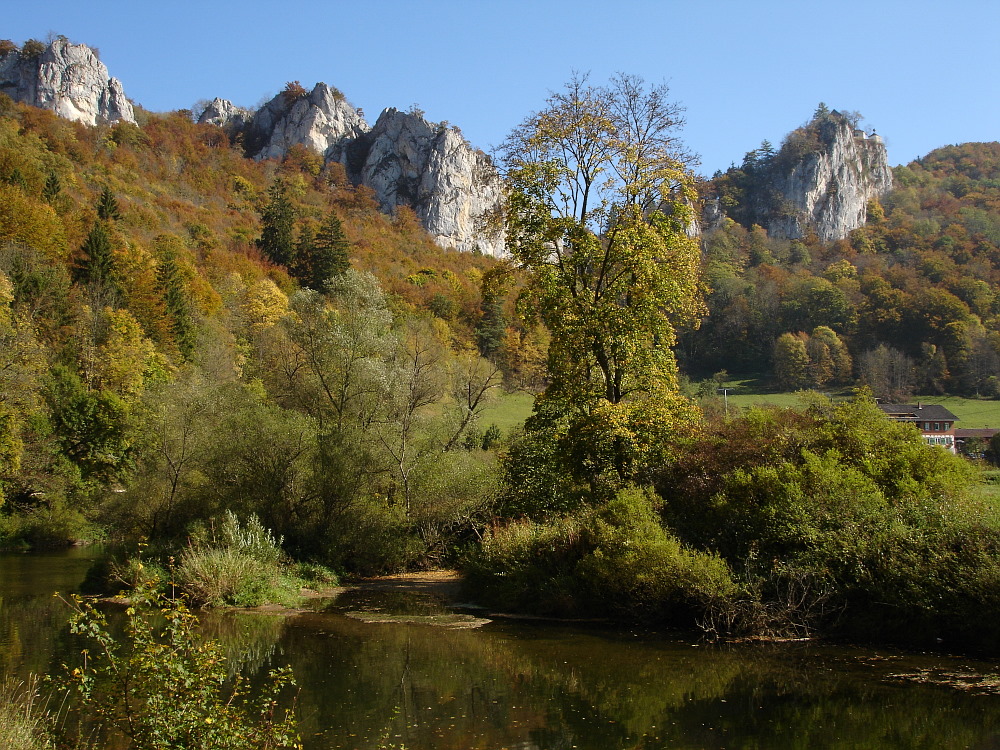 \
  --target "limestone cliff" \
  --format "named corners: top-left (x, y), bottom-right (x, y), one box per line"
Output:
top-left (196, 97), bottom-right (252, 131)
top-left (711, 110), bottom-right (892, 242)
top-left (200, 88), bottom-right (503, 256)
top-left (240, 83), bottom-right (368, 164)
top-left (348, 109), bottom-right (505, 256)
top-left (767, 112), bottom-right (892, 241)
top-left (0, 38), bottom-right (134, 125)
